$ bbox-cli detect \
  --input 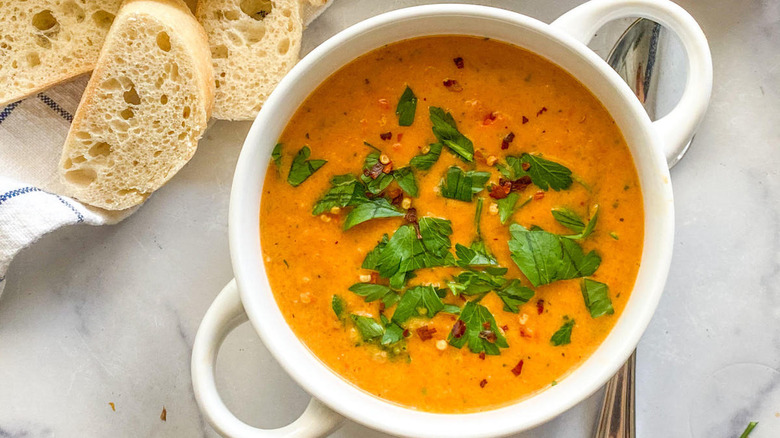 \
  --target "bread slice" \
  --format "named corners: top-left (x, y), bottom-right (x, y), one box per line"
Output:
top-left (196, 0), bottom-right (305, 120)
top-left (0, 0), bottom-right (123, 106)
top-left (59, 0), bottom-right (215, 210)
